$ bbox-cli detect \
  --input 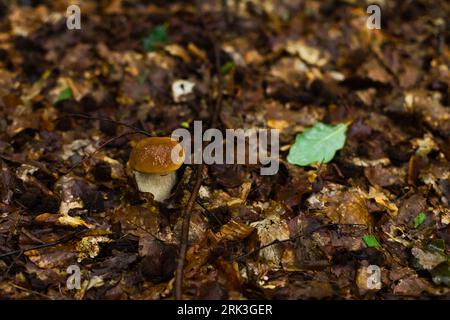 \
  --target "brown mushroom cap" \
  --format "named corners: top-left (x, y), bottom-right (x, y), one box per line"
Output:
top-left (128, 137), bottom-right (185, 174)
